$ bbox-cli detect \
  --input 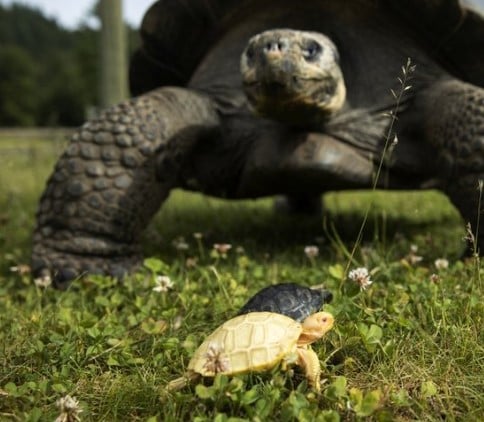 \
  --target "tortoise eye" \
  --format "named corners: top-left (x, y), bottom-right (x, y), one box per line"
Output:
top-left (303, 40), bottom-right (322, 61)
